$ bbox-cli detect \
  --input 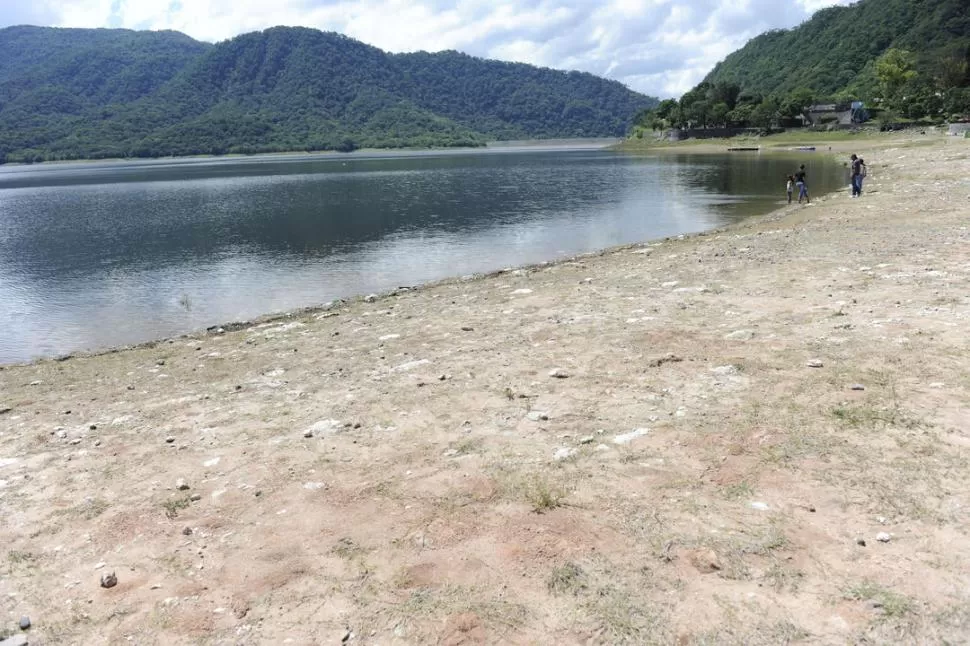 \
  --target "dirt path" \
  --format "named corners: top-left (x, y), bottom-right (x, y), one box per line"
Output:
top-left (1, 134), bottom-right (969, 645)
